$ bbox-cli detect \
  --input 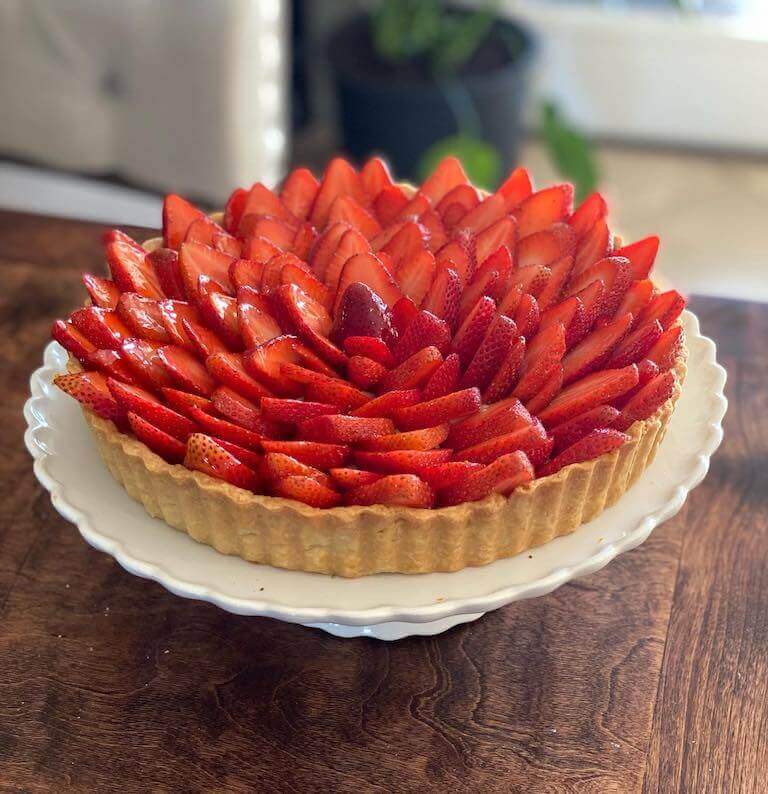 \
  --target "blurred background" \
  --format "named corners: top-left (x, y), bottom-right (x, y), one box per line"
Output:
top-left (0, 0), bottom-right (766, 300)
